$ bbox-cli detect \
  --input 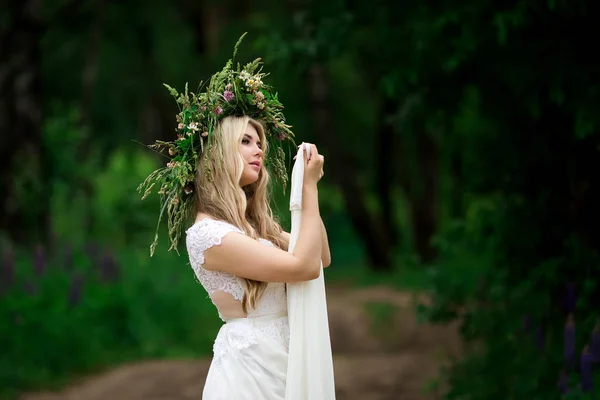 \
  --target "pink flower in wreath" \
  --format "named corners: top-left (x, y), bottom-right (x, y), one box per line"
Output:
top-left (223, 90), bottom-right (234, 102)
top-left (215, 106), bottom-right (223, 115)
